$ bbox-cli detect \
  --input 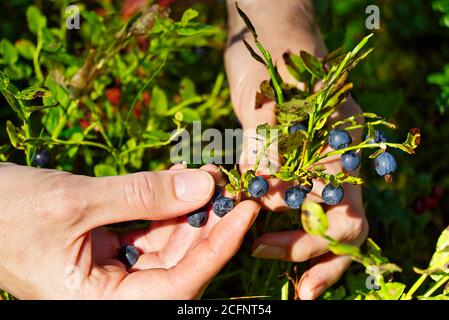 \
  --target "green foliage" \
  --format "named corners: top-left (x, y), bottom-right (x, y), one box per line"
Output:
top-left (0, 2), bottom-right (231, 174)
